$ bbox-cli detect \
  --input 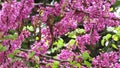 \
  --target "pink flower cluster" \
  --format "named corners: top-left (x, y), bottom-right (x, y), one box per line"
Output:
top-left (92, 50), bottom-right (120, 68)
